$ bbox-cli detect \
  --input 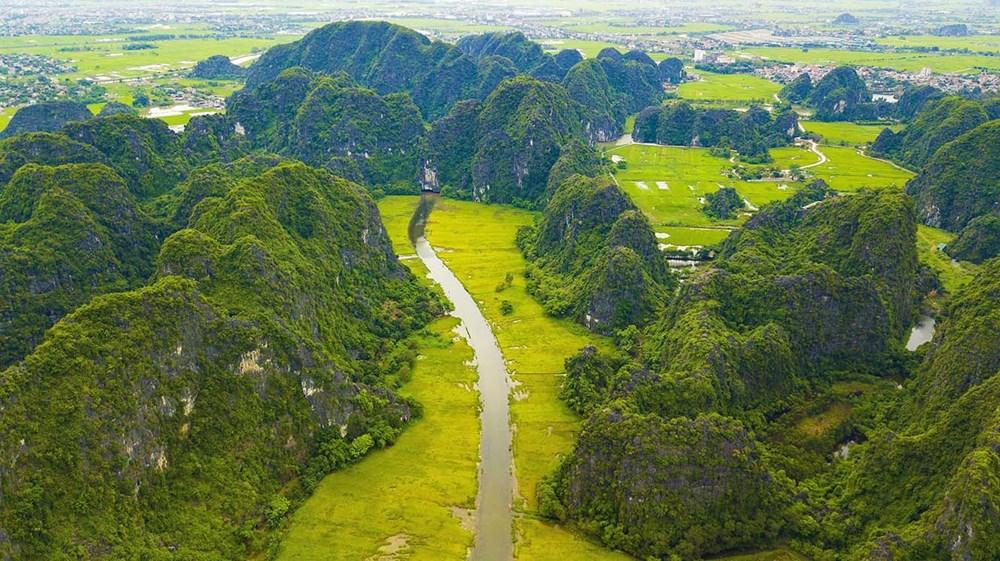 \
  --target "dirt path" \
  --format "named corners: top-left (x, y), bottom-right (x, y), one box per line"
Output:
top-left (799, 139), bottom-right (828, 170)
